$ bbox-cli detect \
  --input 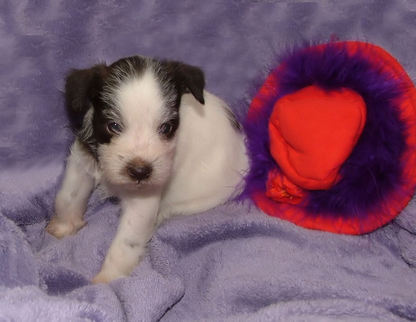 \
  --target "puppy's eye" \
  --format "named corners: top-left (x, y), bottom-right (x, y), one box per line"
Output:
top-left (107, 122), bottom-right (122, 135)
top-left (159, 118), bottom-right (178, 139)
top-left (159, 122), bottom-right (173, 136)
